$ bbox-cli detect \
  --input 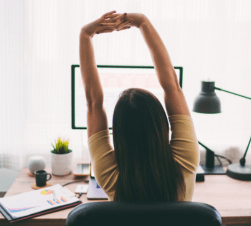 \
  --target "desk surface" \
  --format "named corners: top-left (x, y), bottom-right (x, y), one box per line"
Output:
top-left (0, 167), bottom-right (251, 226)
